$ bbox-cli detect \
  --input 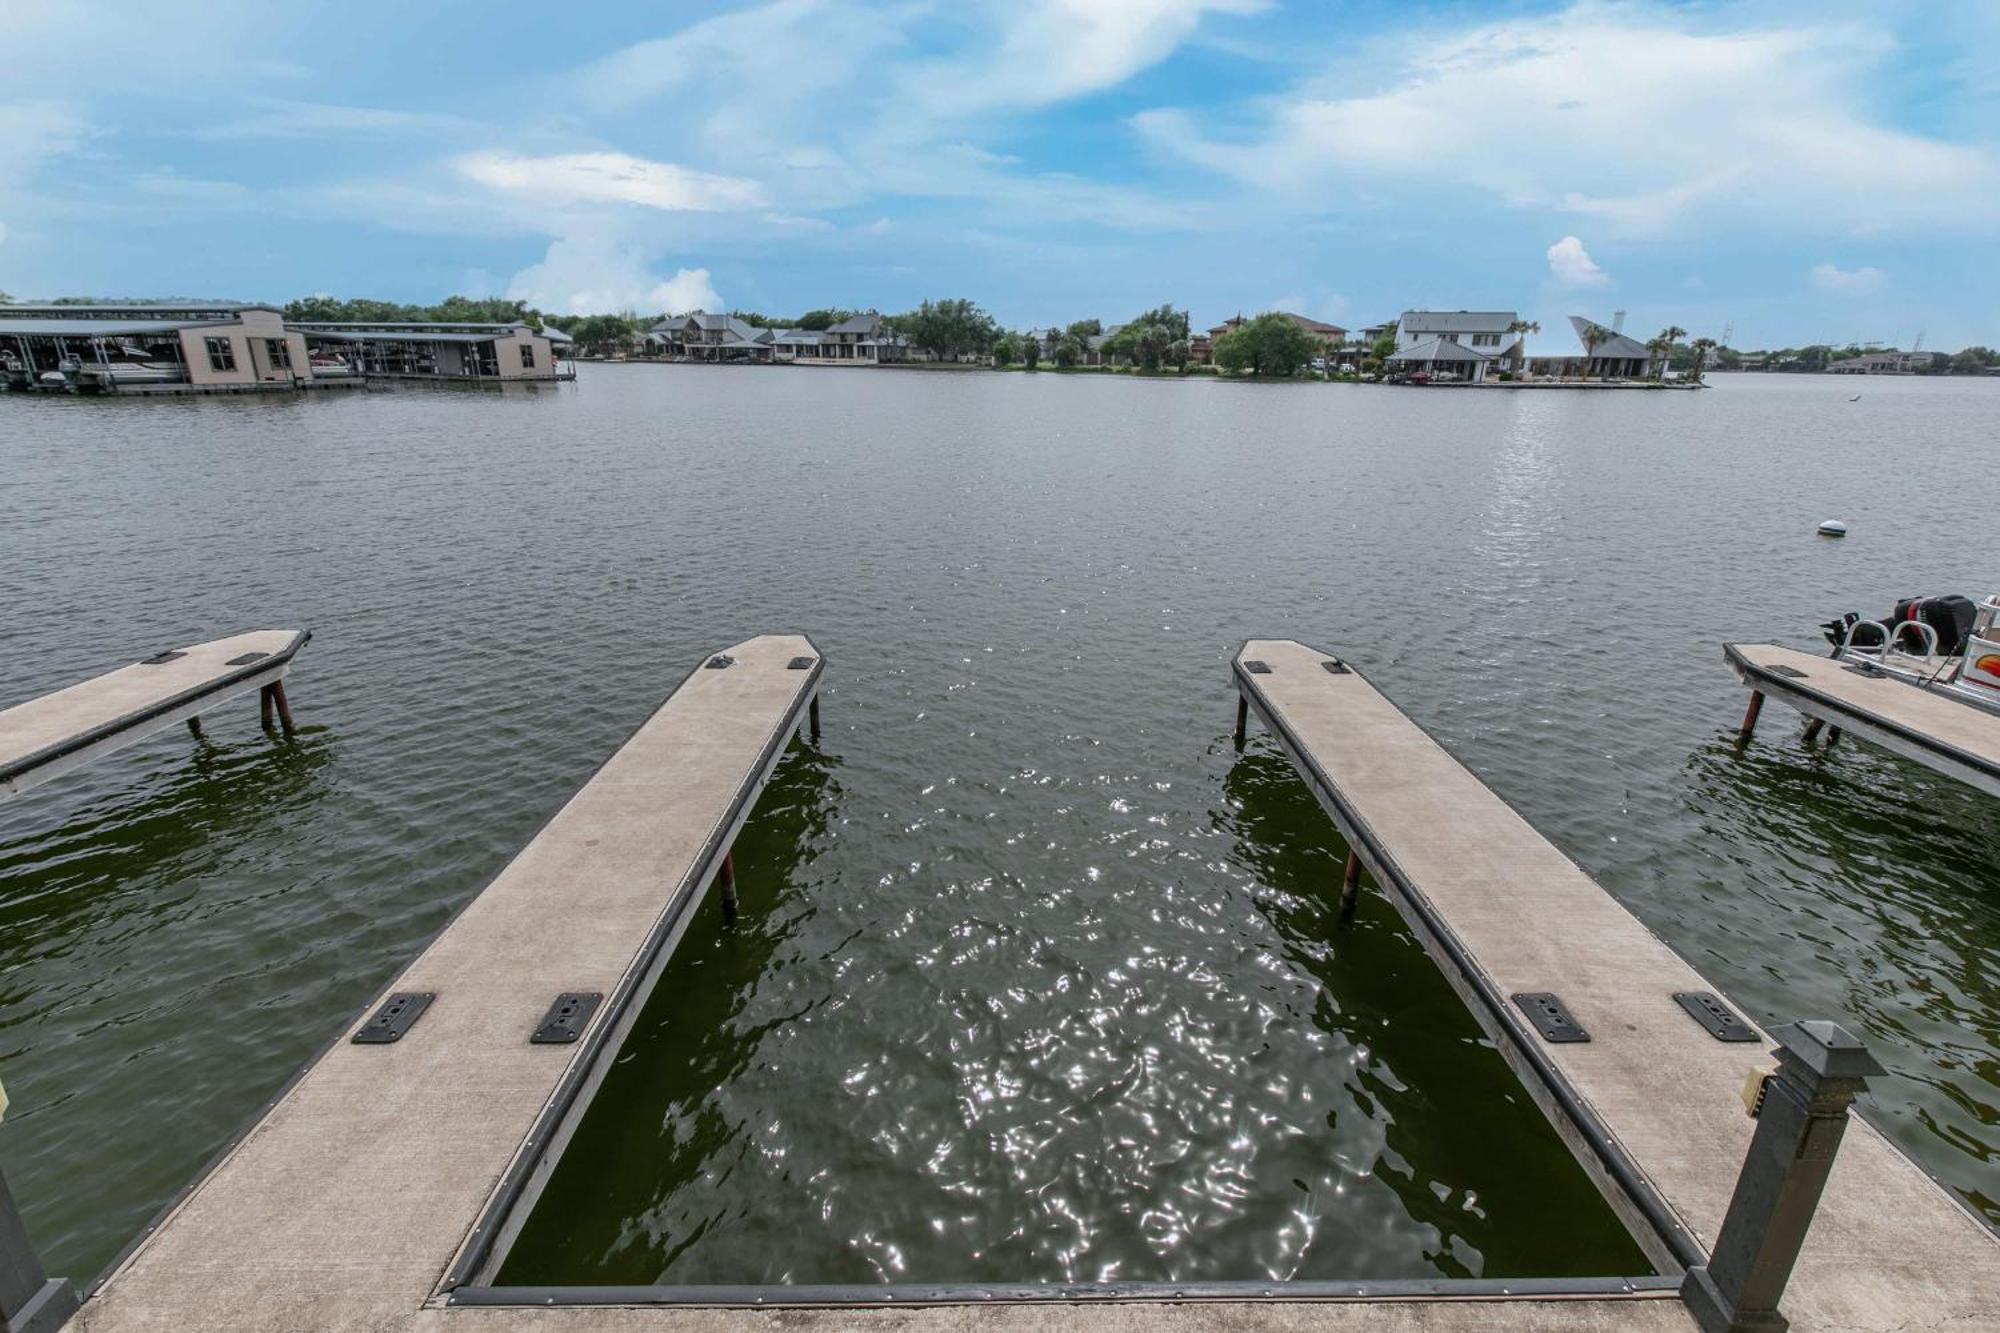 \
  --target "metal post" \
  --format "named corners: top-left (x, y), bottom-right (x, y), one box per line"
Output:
top-left (1681, 1020), bottom-right (1885, 1333)
top-left (260, 684), bottom-right (275, 731)
top-left (1339, 851), bottom-right (1361, 924)
top-left (266, 681), bottom-right (296, 737)
top-left (1737, 691), bottom-right (1765, 741)
top-left (718, 853), bottom-right (739, 925)
top-left (1, 1165), bottom-right (78, 1333)
top-left (809, 695), bottom-right (821, 744)
top-left (1234, 694), bottom-right (1249, 745)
